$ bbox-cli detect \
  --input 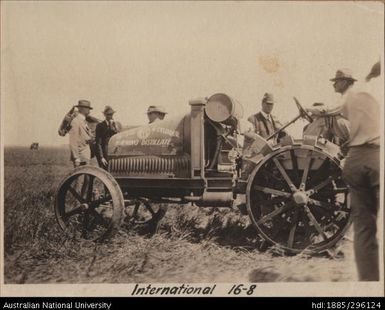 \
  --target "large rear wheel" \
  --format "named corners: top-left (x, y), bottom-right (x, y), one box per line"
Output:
top-left (246, 145), bottom-right (351, 254)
